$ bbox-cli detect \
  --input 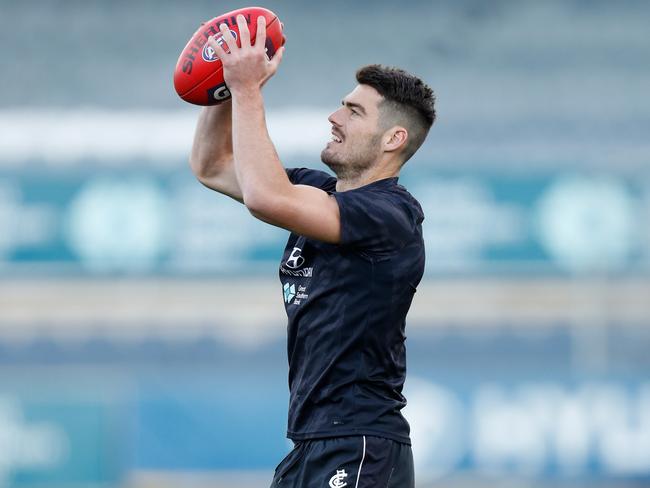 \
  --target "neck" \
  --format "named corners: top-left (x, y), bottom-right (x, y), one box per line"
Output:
top-left (335, 166), bottom-right (399, 192)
